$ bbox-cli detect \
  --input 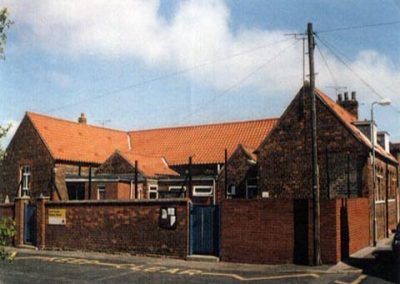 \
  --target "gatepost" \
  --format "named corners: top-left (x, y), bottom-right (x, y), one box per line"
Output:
top-left (14, 196), bottom-right (30, 246)
top-left (36, 196), bottom-right (49, 249)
